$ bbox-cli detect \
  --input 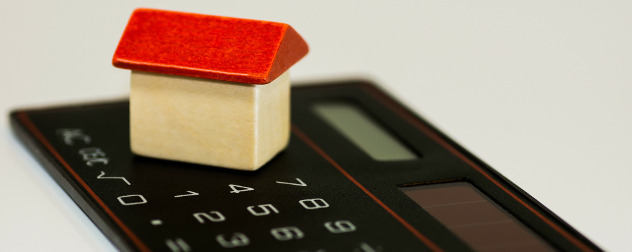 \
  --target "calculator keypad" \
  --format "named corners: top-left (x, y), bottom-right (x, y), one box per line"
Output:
top-left (21, 102), bottom-right (427, 251)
